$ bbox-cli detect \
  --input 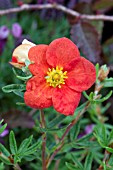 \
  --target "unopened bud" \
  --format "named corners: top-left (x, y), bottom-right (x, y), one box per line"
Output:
top-left (98, 65), bottom-right (110, 81)
top-left (10, 39), bottom-right (35, 69)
